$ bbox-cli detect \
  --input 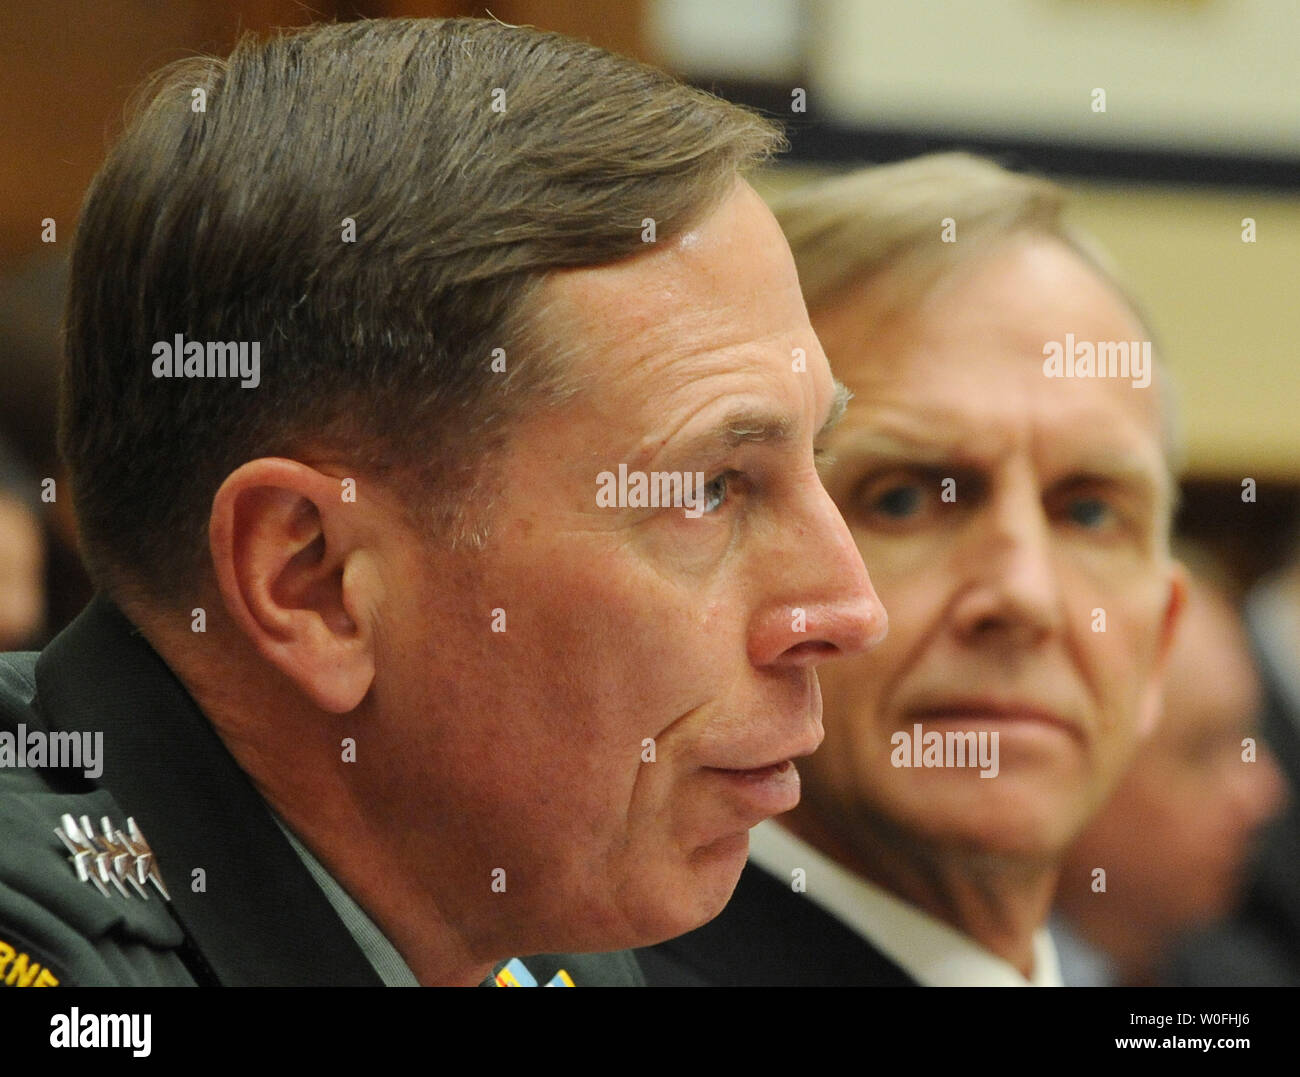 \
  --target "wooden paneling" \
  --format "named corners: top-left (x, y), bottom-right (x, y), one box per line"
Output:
top-left (364, 0), bottom-right (649, 59)
top-left (0, 1), bottom-right (344, 268)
